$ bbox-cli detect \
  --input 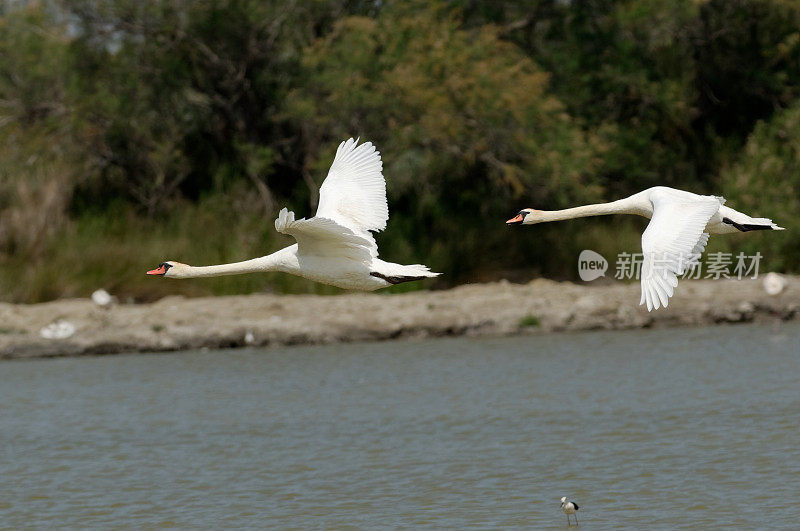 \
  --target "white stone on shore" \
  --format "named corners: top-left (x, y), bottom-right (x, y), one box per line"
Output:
top-left (91, 289), bottom-right (113, 307)
top-left (40, 320), bottom-right (76, 340)
top-left (763, 272), bottom-right (787, 296)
